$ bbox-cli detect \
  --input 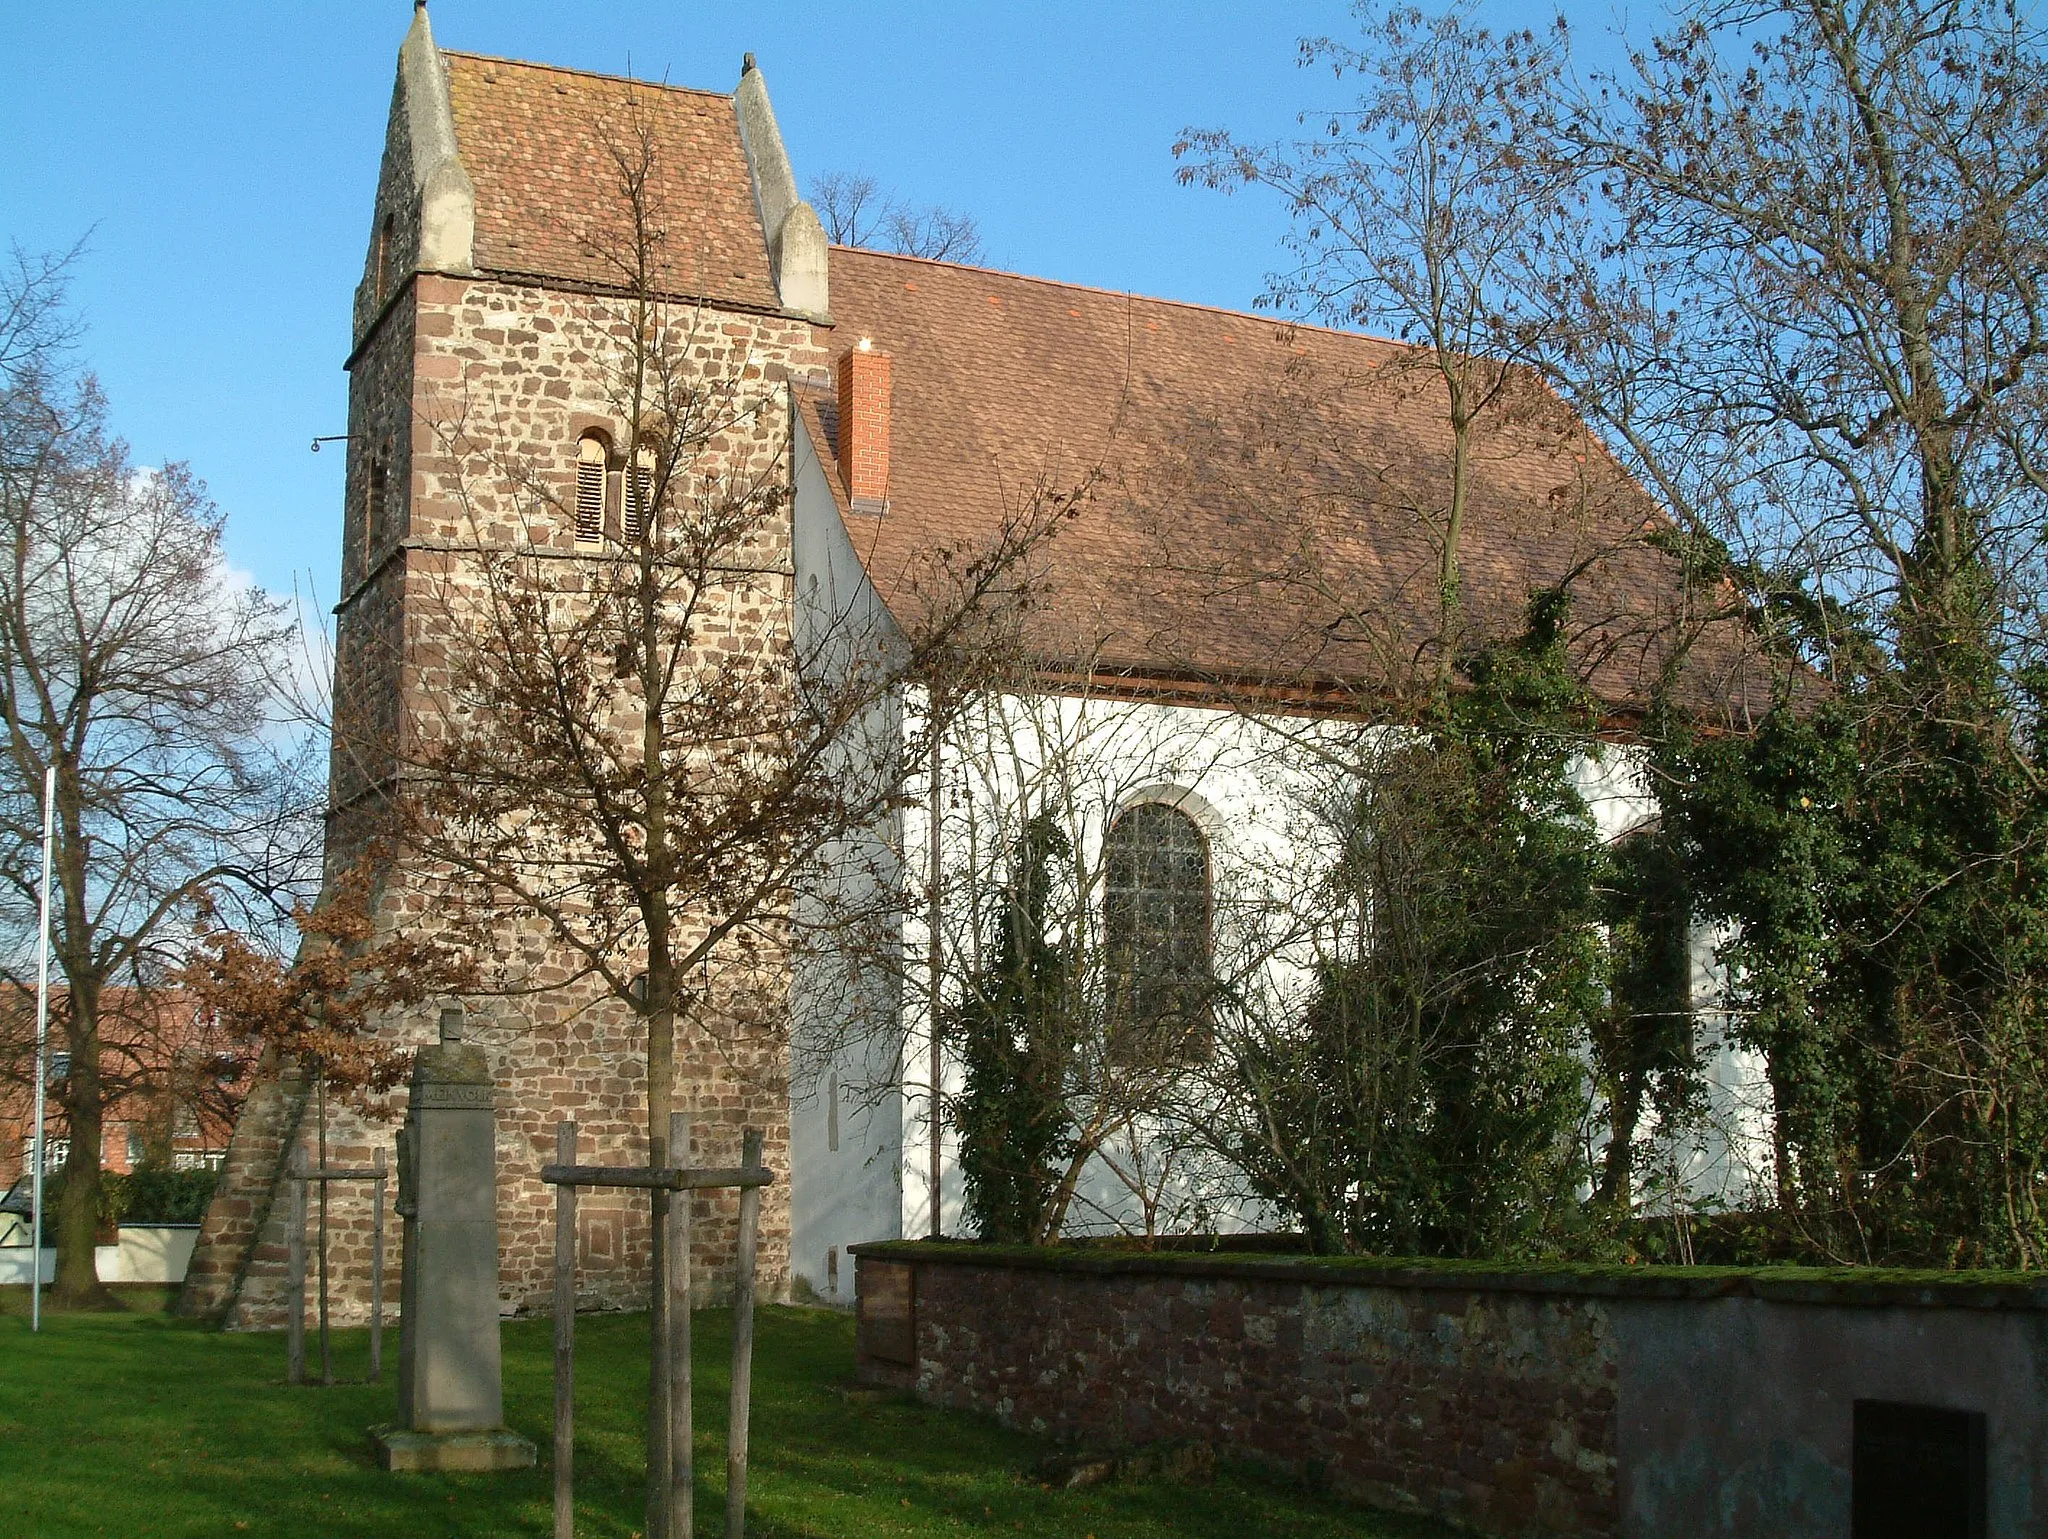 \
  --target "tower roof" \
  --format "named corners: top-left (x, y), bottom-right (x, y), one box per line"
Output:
top-left (441, 52), bottom-right (784, 313)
